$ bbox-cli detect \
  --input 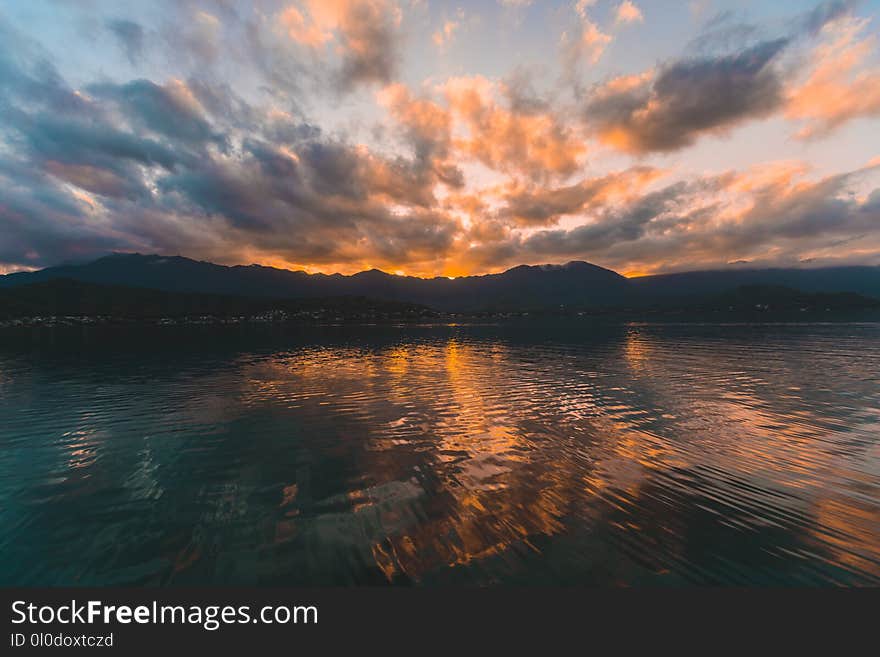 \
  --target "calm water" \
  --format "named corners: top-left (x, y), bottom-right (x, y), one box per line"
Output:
top-left (0, 321), bottom-right (878, 586)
